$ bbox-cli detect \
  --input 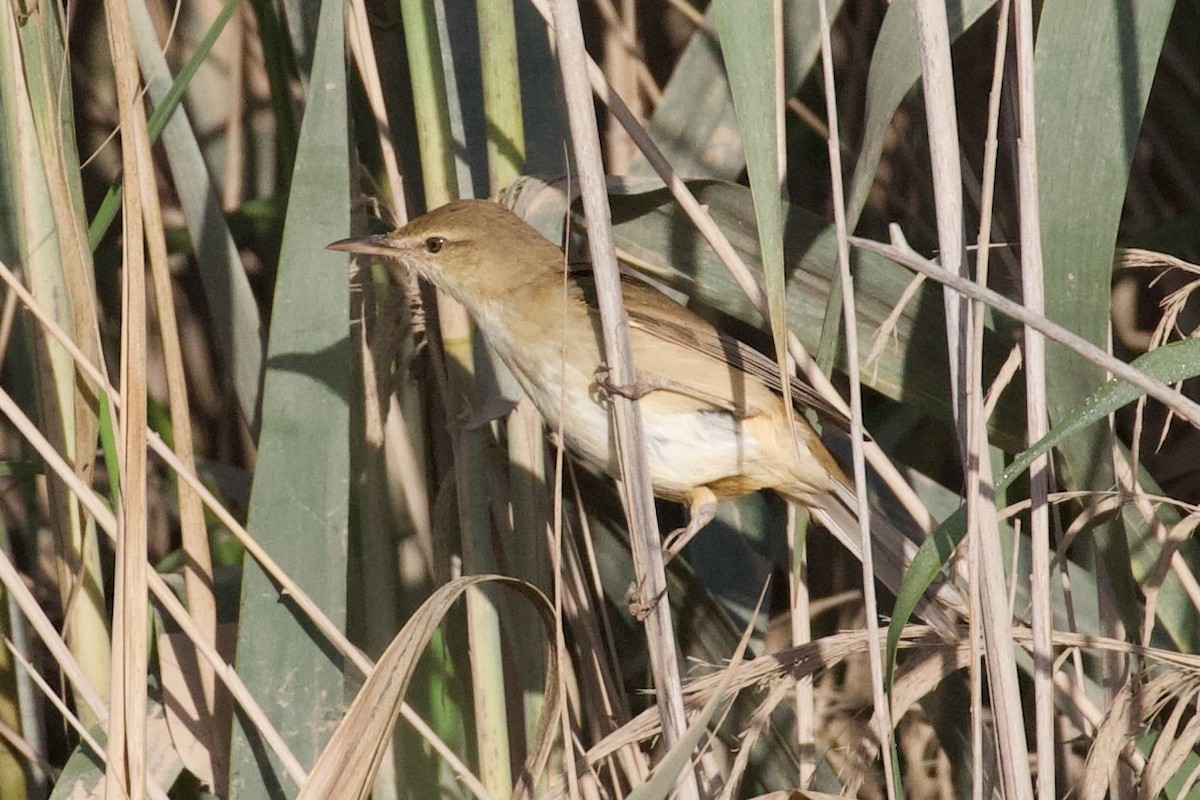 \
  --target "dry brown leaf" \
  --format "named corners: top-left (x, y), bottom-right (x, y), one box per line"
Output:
top-left (158, 625), bottom-right (236, 795)
top-left (1077, 677), bottom-right (1134, 800)
top-left (1143, 705), bottom-right (1200, 798)
top-left (297, 575), bottom-right (559, 800)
